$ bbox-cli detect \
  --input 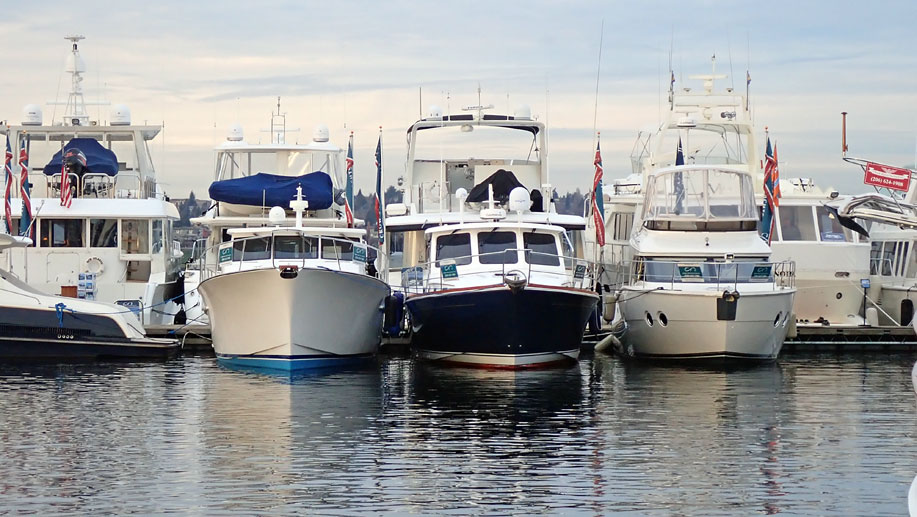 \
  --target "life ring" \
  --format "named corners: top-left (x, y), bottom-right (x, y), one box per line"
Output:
top-left (85, 256), bottom-right (104, 274)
